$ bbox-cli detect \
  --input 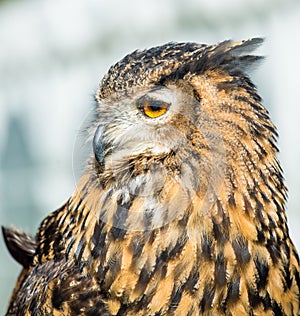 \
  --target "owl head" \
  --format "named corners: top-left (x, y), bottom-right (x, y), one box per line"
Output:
top-left (80, 38), bottom-right (276, 231)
